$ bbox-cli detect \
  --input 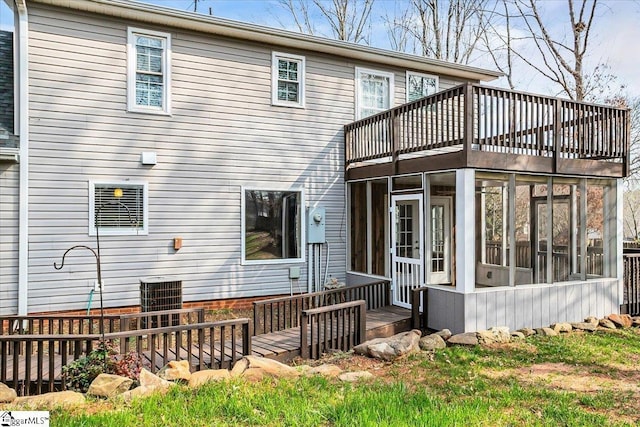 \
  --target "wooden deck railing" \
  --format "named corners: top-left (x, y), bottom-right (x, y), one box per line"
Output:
top-left (300, 300), bottom-right (366, 359)
top-left (0, 310), bottom-right (250, 396)
top-left (345, 83), bottom-right (629, 174)
top-left (623, 253), bottom-right (640, 316)
top-left (252, 280), bottom-right (390, 336)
